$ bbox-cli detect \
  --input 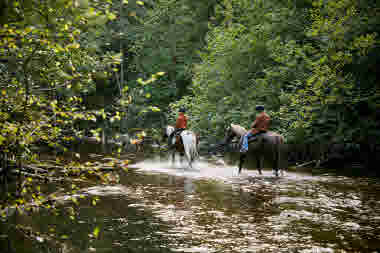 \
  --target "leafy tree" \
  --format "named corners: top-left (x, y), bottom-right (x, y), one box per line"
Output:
top-left (0, 0), bottom-right (130, 242)
top-left (289, 0), bottom-right (379, 145)
top-left (129, 0), bottom-right (221, 116)
top-left (173, 0), bottom-right (312, 137)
